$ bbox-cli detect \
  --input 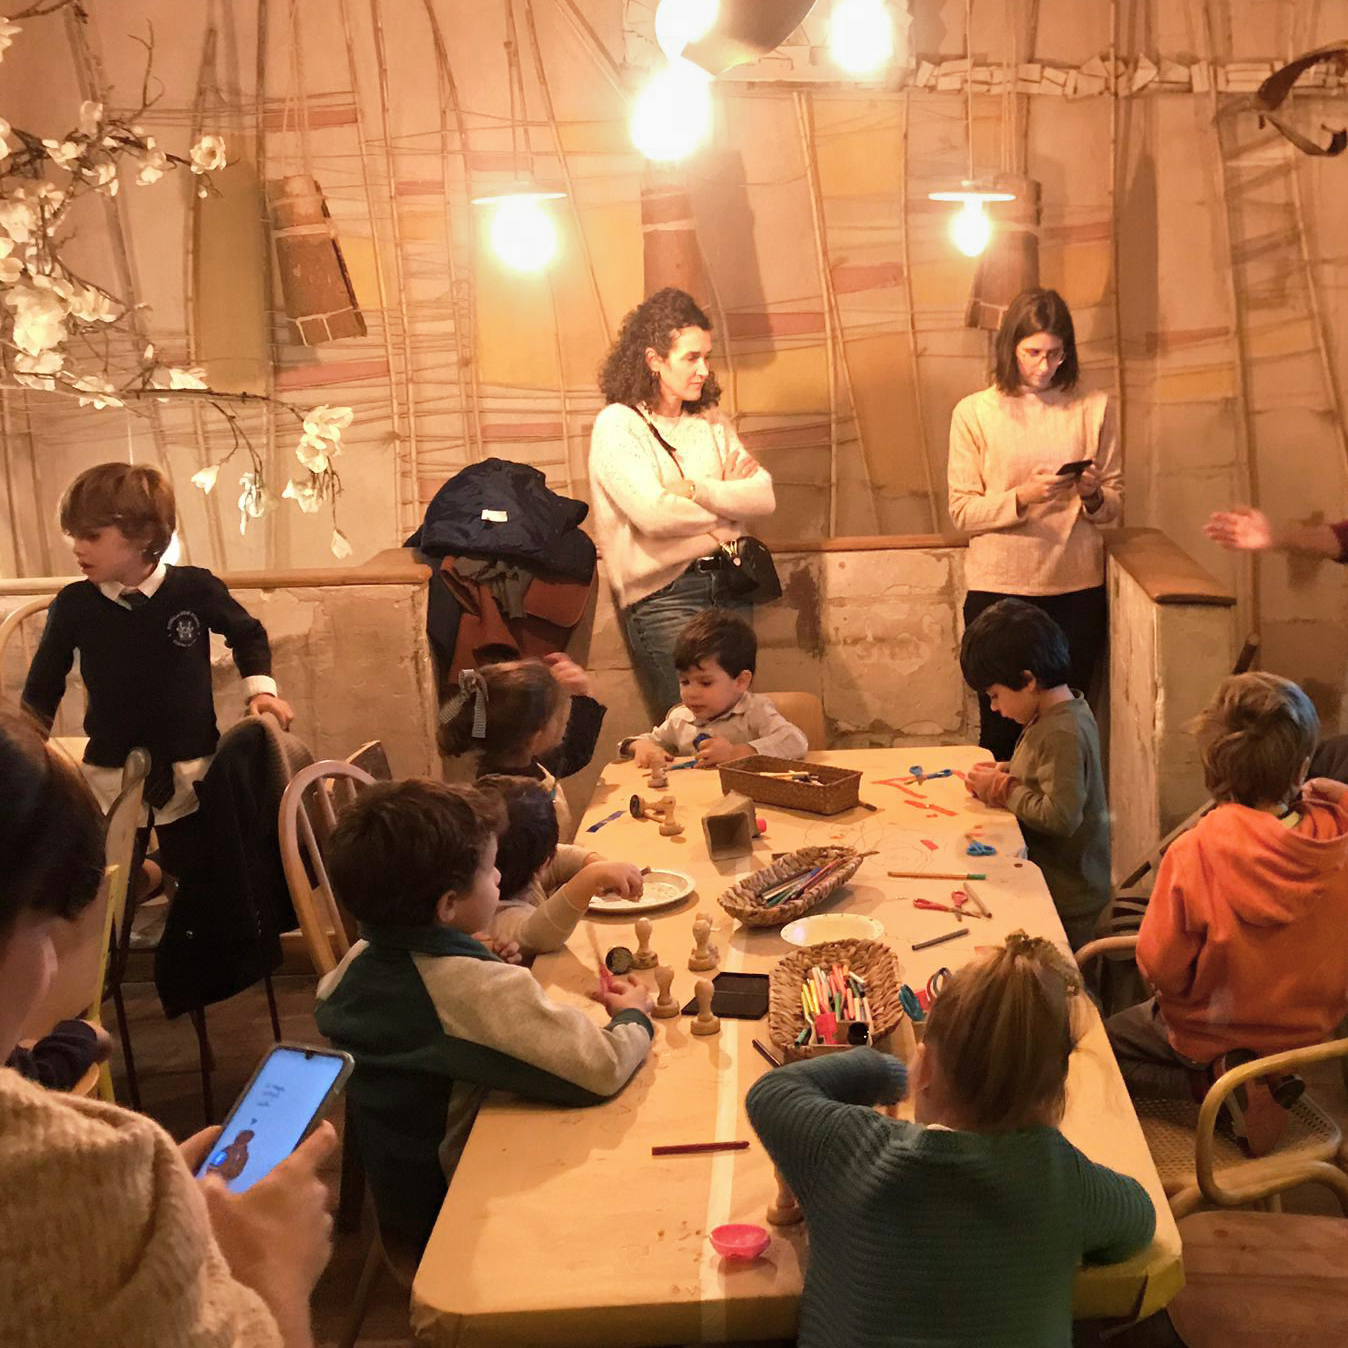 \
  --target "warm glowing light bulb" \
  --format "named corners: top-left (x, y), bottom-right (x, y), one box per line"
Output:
top-left (654, 0), bottom-right (718, 59)
top-left (630, 59), bottom-right (713, 162)
top-left (830, 0), bottom-right (894, 75)
top-left (951, 199), bottom-right (991, 257)
top-left (489, 195), bottom-right (558, 272)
